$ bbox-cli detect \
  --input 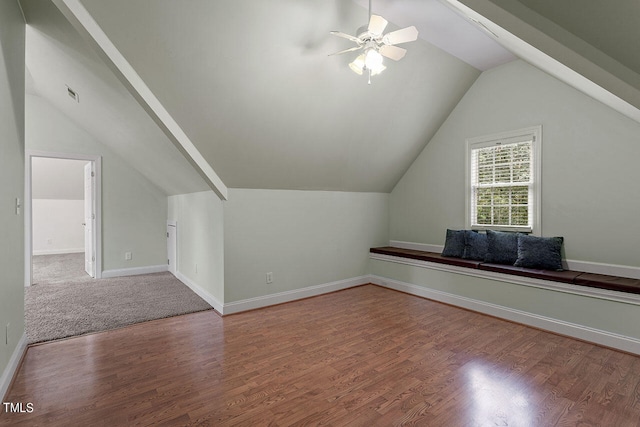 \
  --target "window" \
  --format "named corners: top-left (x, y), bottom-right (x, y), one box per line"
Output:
top-left (466, 126), bottom-right (541, 234)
